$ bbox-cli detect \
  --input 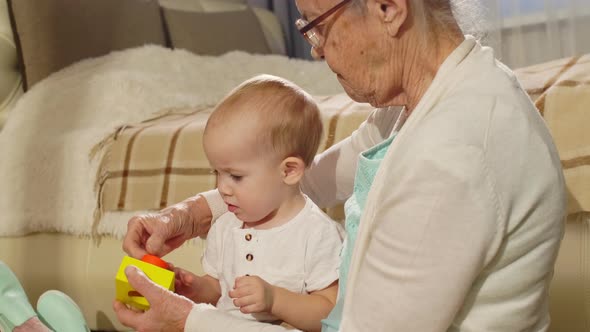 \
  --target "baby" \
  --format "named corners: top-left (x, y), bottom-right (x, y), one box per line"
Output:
top-left (173, 74), bottom-right (343, 332)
